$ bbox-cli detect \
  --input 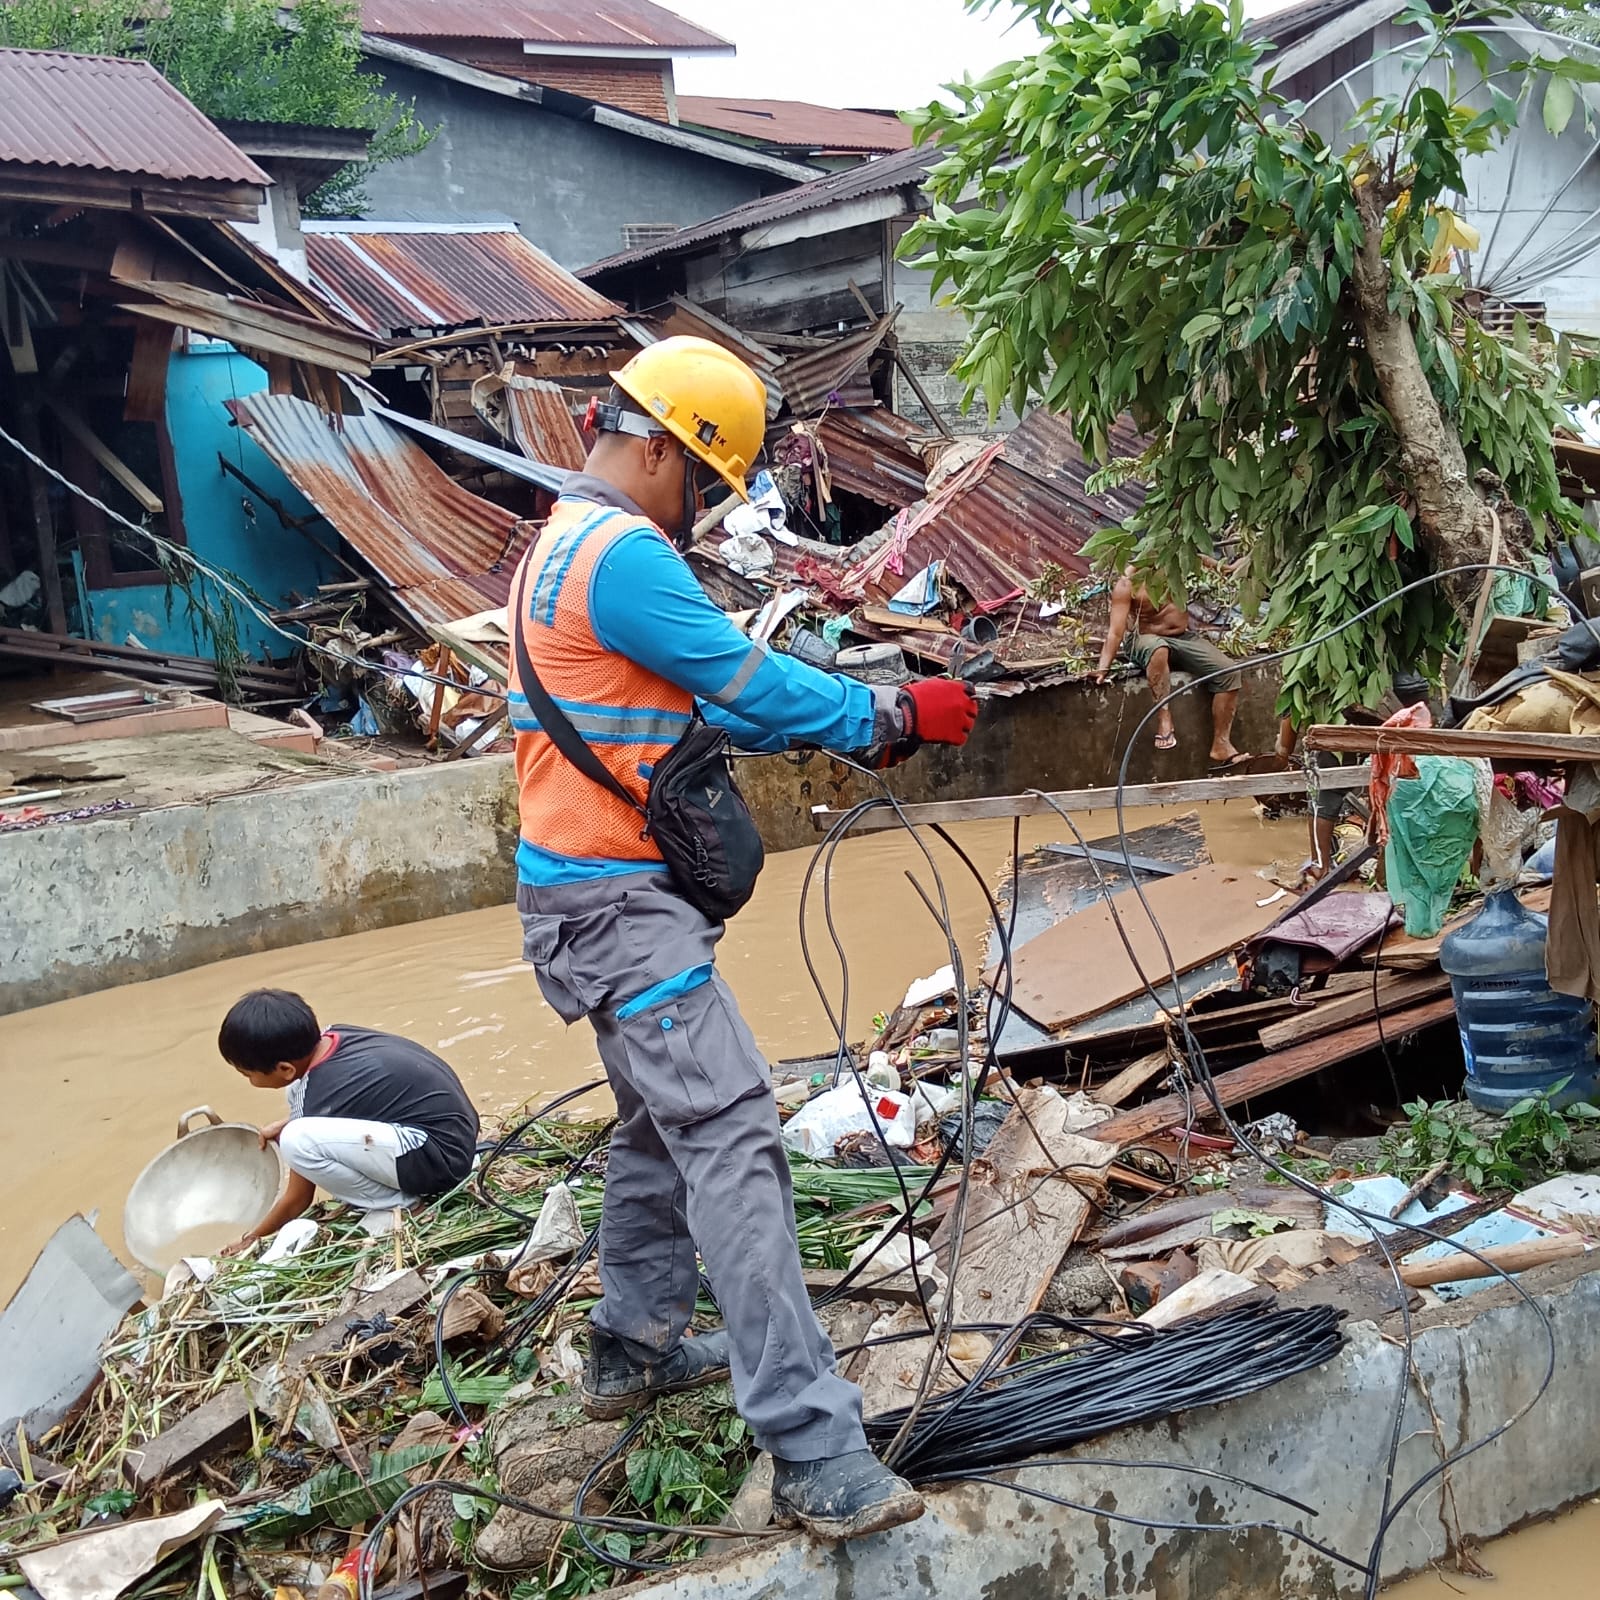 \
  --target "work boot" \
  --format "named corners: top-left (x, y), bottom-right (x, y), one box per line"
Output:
top-left (771, 1449), bottom-right (925, 1540)
top-left (580, 1327), bottom-right (731, 1420)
